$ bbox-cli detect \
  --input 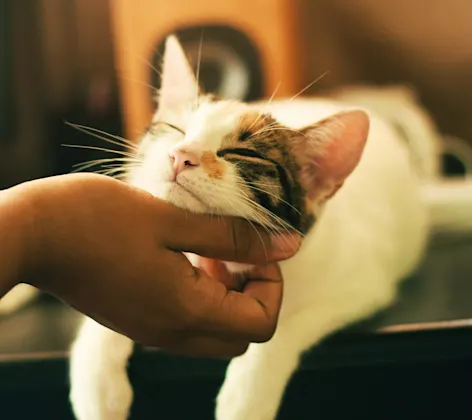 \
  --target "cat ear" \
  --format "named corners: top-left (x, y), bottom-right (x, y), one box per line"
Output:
top-left (293, 109), bottom-right (370, 202)
top-left (157, 35), bottom-right (198, 113)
